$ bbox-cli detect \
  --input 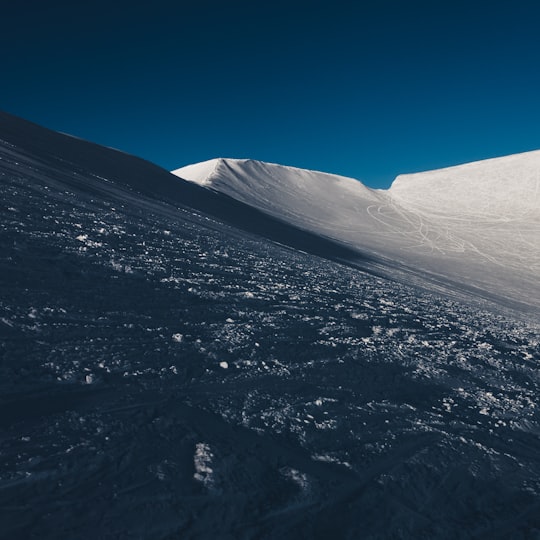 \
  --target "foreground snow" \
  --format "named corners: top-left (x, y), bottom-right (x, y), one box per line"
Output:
top-left (173, 155), bottom-right (540, 312)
